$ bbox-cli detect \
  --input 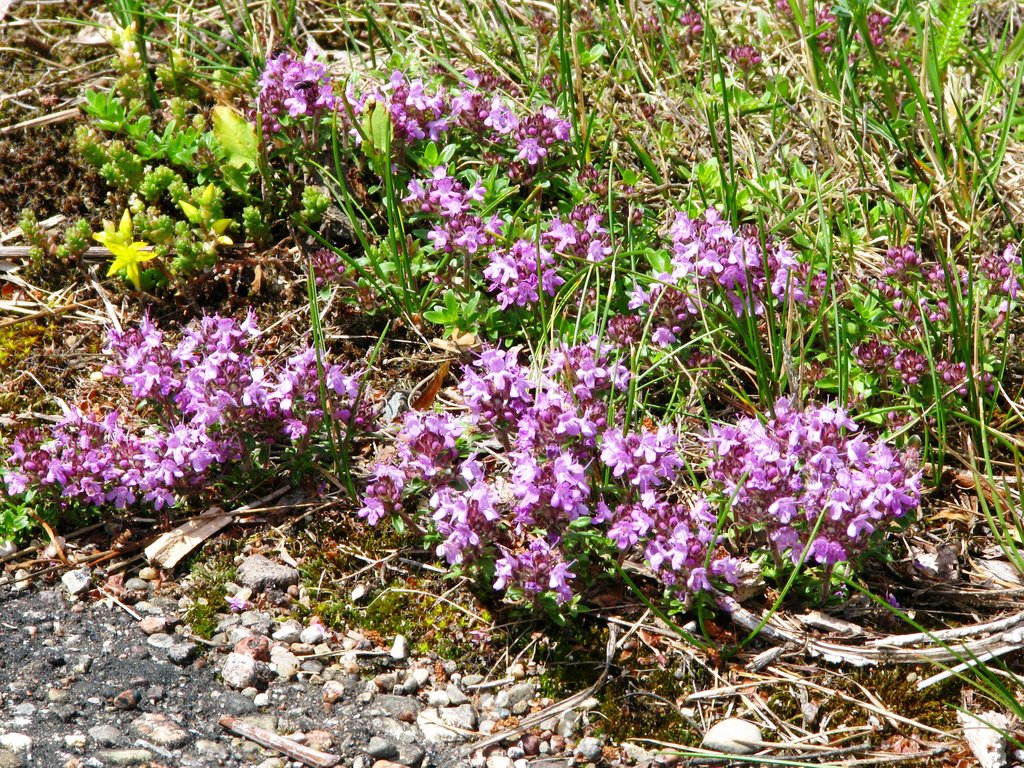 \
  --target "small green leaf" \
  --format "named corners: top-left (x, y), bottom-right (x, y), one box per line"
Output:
top-left (212, 105), bottom-right (258, 170)
top-left (370, 101), bottom-right (391, 156)
top-left (220, 165), bottom-right (250, 196)
top-left (179, 200), bottom-right (201, 224)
